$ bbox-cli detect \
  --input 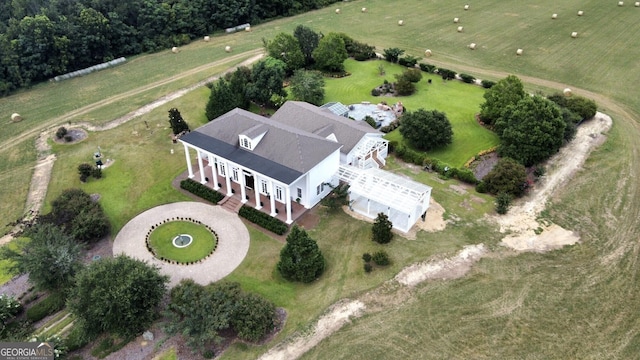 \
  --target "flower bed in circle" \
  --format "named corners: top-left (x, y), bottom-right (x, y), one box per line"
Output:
top-left (146, 218), bottom-right (217, 264)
